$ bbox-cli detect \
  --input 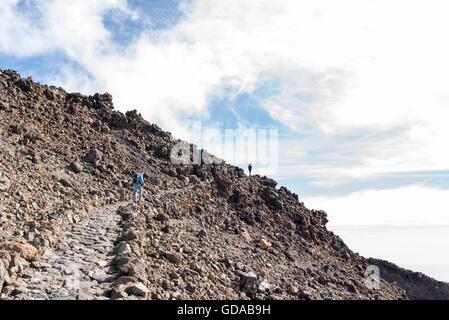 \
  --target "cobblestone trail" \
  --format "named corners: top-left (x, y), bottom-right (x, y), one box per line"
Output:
top-left (9, 184), bottom-right (212, 300)
top-left (11, 202), bottom-right (128, 300)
